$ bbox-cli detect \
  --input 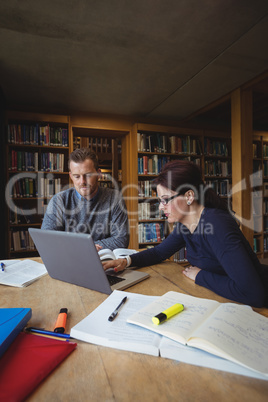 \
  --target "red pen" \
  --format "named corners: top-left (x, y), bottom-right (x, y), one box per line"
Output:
top-left (54, 308), bottom-right (68, 333)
